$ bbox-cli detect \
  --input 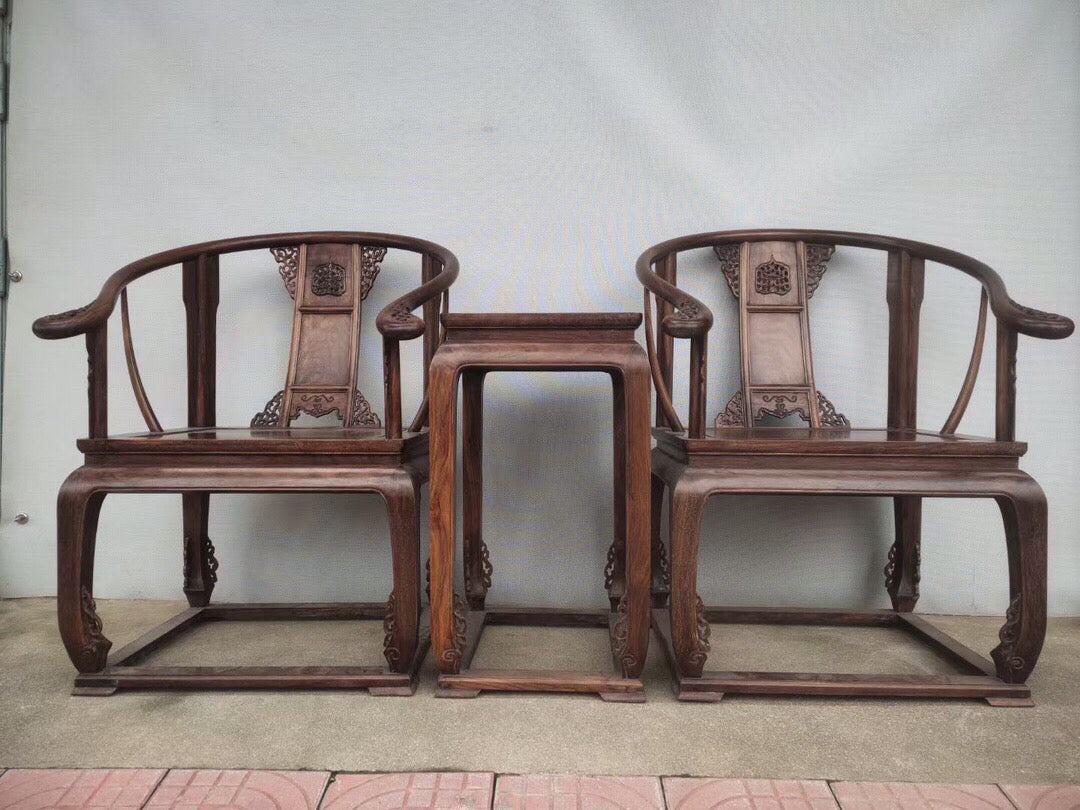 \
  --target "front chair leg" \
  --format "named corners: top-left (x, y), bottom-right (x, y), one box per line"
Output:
top-left (992, 476), bottom-right (1048, 684)
top-left (668, 474), bottom-right (710, 679)
top-left (182, 492), bottom-right (218, 607)
top-left (57, 475), bottom-right (111, 673)
top-left (383, 473), bottom-right (422, 673)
